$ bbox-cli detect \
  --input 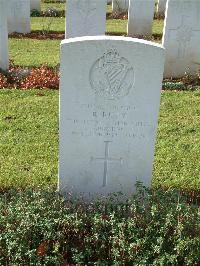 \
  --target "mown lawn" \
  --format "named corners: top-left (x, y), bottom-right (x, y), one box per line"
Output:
top-left (0, 90), bottom-right (199, 190)
top-left (30, 17), bottom-right (164, 36)
top-left (0, 90), bottom-right (58, 188)
top-left (2, 2), bottom-right (199, 193)
top-left (8, 17), bottom-right (163, 67)
top-left (153, 91), bottom-right (200, 190)
top-left (9, 39), bottom-right (60, 67)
